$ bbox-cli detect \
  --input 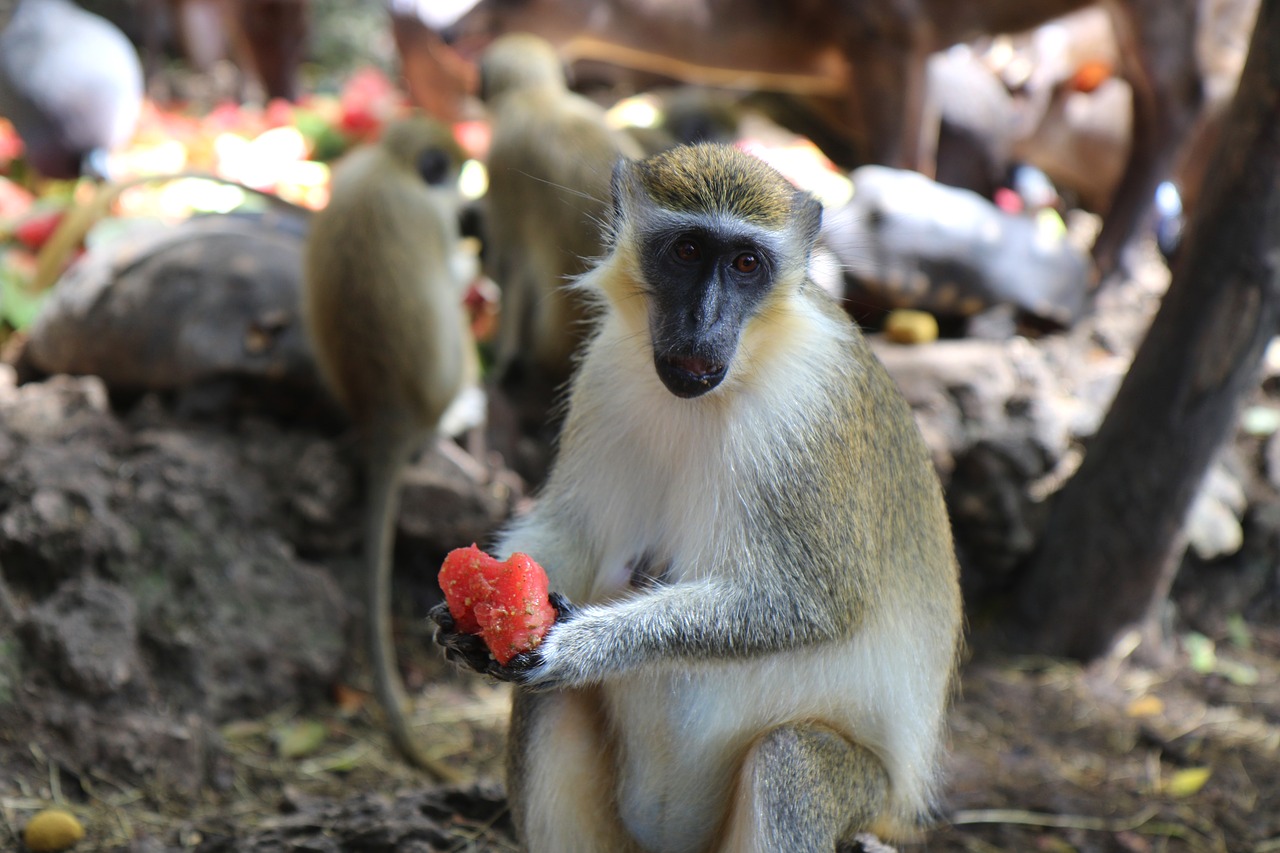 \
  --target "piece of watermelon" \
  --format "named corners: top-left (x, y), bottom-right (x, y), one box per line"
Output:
top-left (439, 545), bottom-right (557, 665)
